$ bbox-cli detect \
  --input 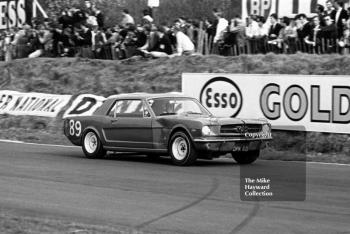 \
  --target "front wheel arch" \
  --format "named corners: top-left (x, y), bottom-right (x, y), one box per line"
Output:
top-left (168, 126), bottom-right (194, 148)
top-left (168, 130), bottom-right (198, 166)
